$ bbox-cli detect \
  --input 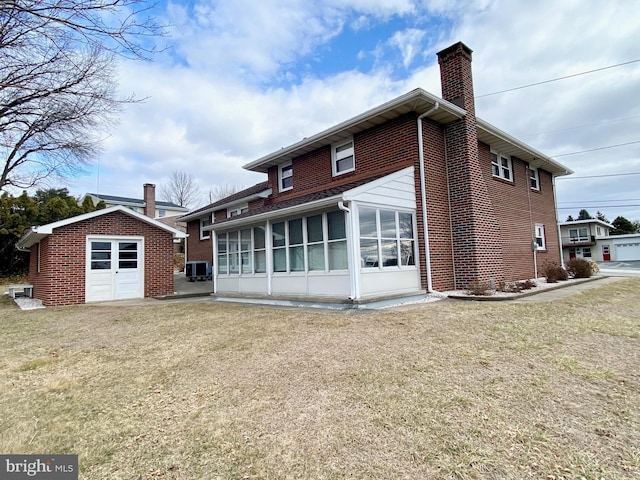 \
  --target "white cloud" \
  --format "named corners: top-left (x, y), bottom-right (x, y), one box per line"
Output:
top-left (388, 28), bottom-right (427, 68)
top-left (67, 0), bottom-right (640, 222)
